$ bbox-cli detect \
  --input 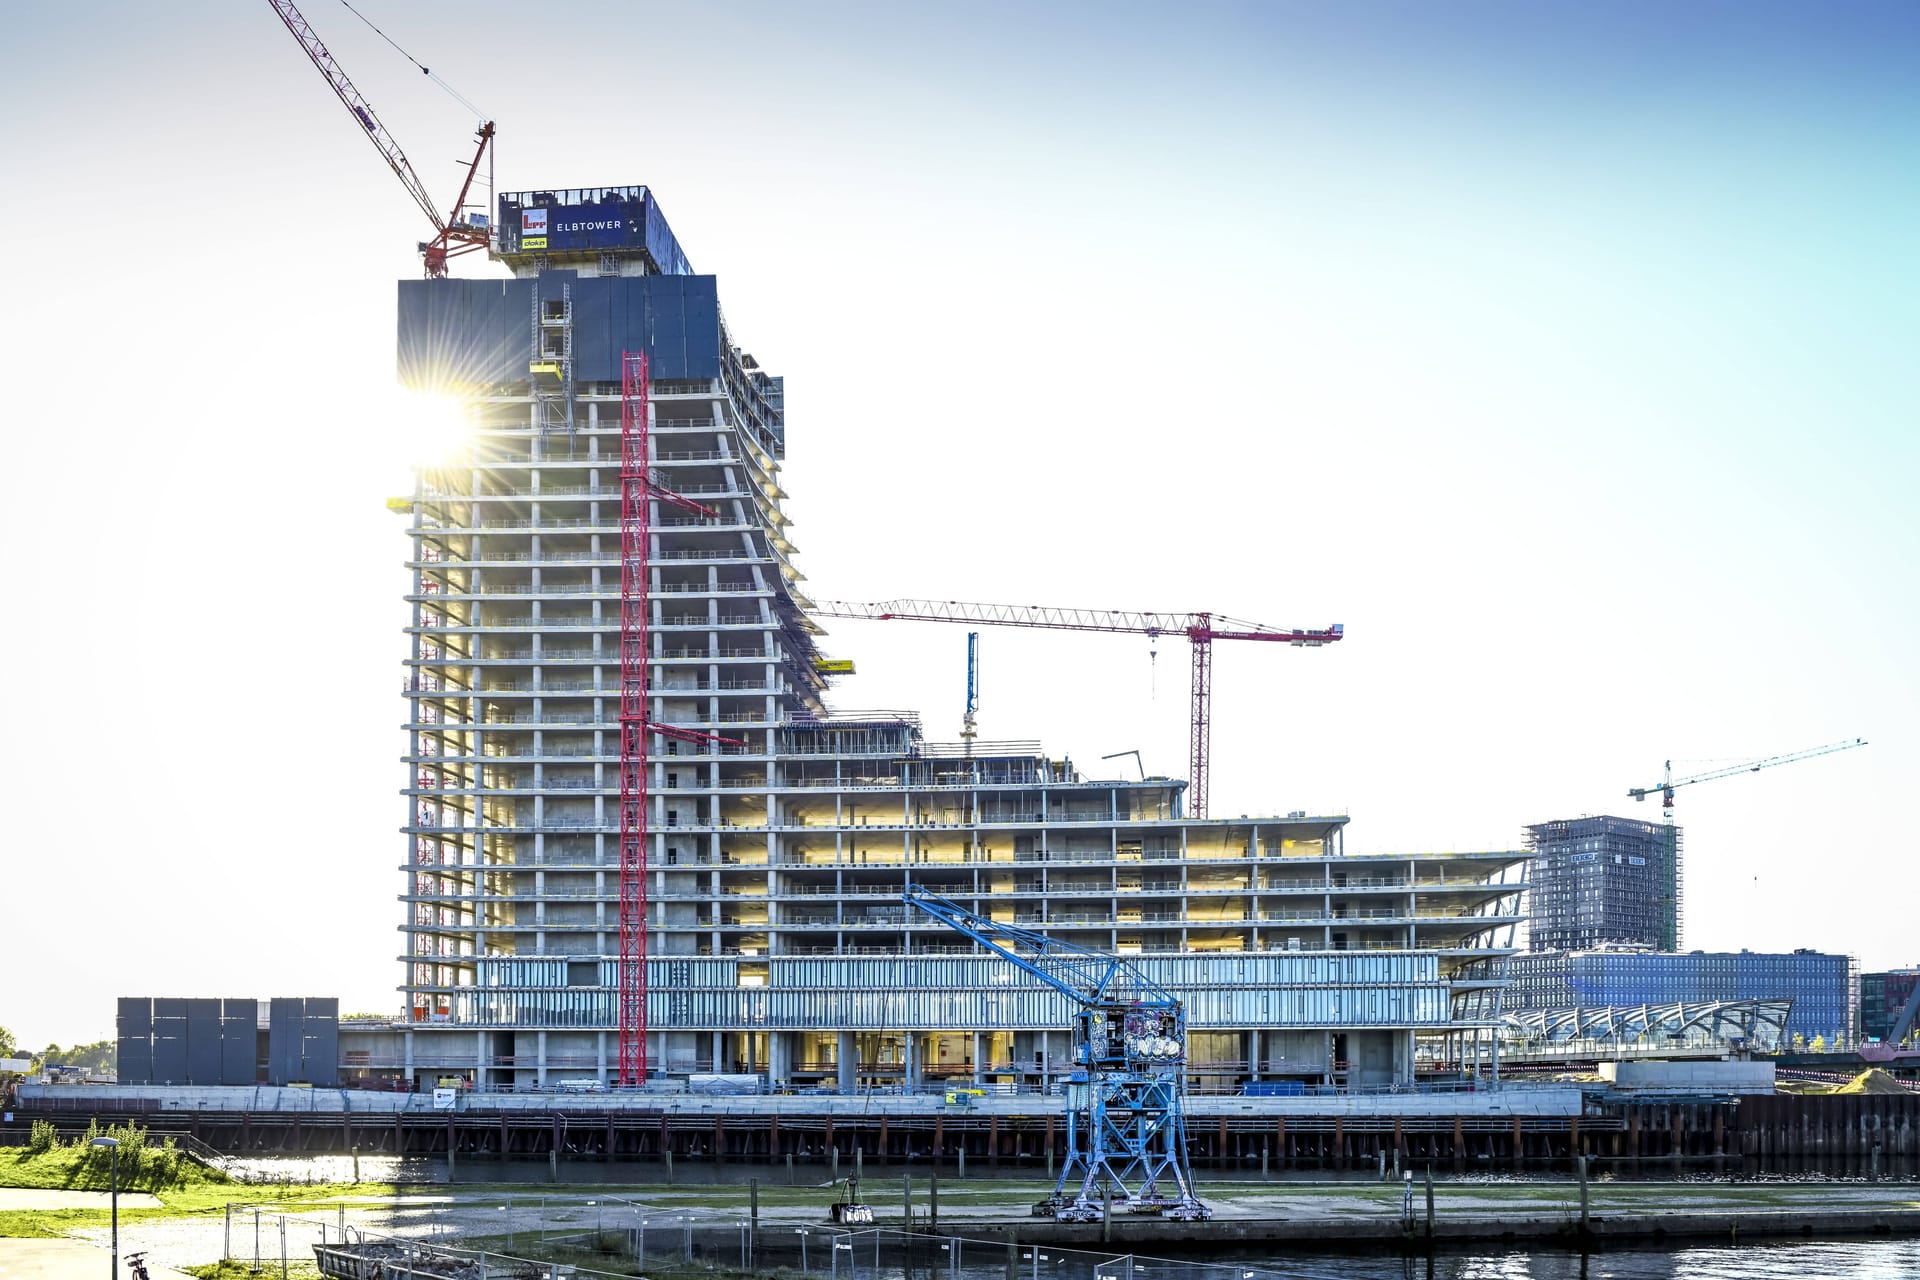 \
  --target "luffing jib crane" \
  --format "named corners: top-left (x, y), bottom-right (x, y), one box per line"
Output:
top-left (266, 0), bottom-right (495, 277)
top-left (904, 889), bottom-right (1211, 1223)
top-left (813, 599), bottom-right (1344, 818)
